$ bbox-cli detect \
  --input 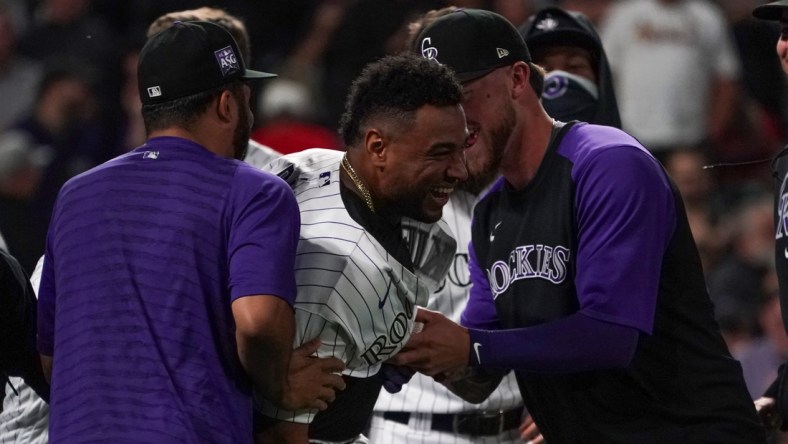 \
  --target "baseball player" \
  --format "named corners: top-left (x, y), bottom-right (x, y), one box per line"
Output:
top-left (370, 6), bottom-right (628, 442)
top-left (392, 9), bottom-right (766, 443)
top-left (255, 53), bottom-right (468, 444)
top-left (145, 7), bottom-right (282, 170)
top-left (37, 22), bottom-right (344, 443)
top-left (751, 0), bottom-right (788, 433)
top-left (1, 256), bottom-right (48, 444)
top-left (369, 188), bottom-right (524, 443)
